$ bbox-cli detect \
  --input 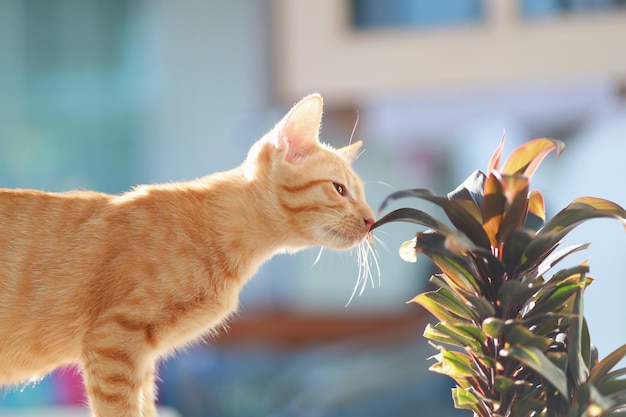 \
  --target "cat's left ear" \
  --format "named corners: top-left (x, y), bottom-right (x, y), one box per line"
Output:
top-left (273, 94), bottom-right (323, 163)
top-left (337, 140), bottom-right (363, 164)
